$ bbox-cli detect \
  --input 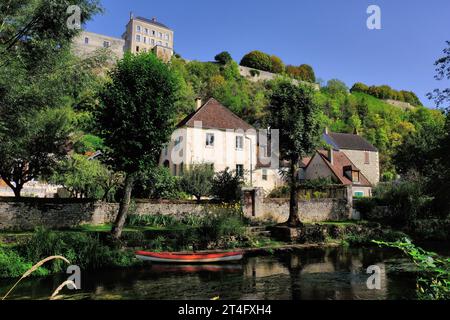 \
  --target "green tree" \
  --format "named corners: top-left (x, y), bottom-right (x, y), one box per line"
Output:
top-left (286, 64), bottom-right (316, 83)
top-left (96, 52), bottom-right (179, 239)
top-left (0, 0), bottom-right (102, 198)
top-left (267, 79), bottom-right (321, 226)
top-left (350, 82), bottom-right (369, 94)
top-left (0, 107), bottom-right (74, 197)
top-left (212, 168), bottom-right (243, 203)
top-left (240, 50), bottom-right (273, 72)
top-left (180, 164), bottom-right (214, 203)
top-left (50, 153), bottom-right (122, 200)
top-left (270, 55), bottom-right (285, 74)
top-left (324, 79), bottom-right (348, 96)
top-left (428, 41), bottom-right (450, 111)
top-left (214, 51), bottom-right (232, 65)
top-left (134, 167), bottom-right (181, 200)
